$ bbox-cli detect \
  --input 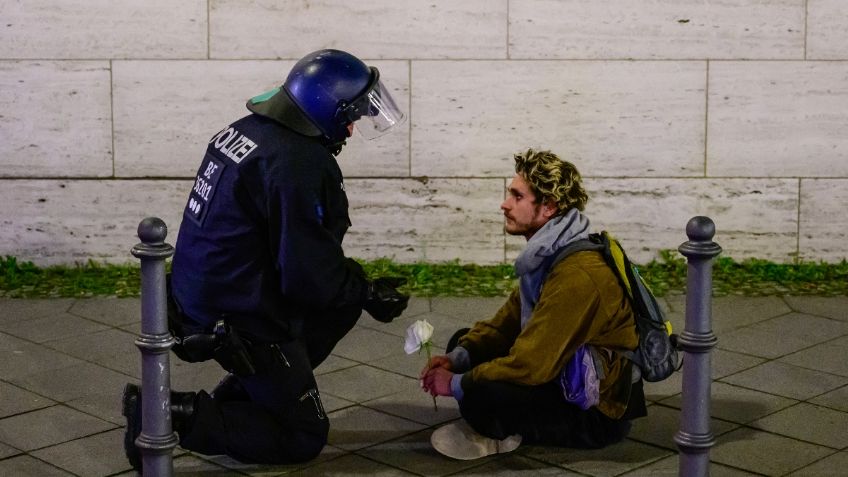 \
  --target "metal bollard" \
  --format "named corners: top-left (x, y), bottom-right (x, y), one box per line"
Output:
top-left (131, 217), bottom-right (177, 477)
top-left (674, 216), bottom-right (722, 477)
